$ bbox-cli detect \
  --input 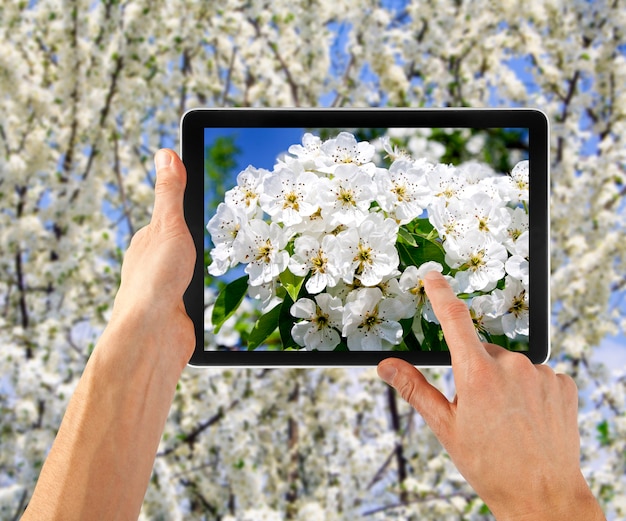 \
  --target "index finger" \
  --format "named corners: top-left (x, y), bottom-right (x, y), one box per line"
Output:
top-left (423, 271), bottom-right (488, 373)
